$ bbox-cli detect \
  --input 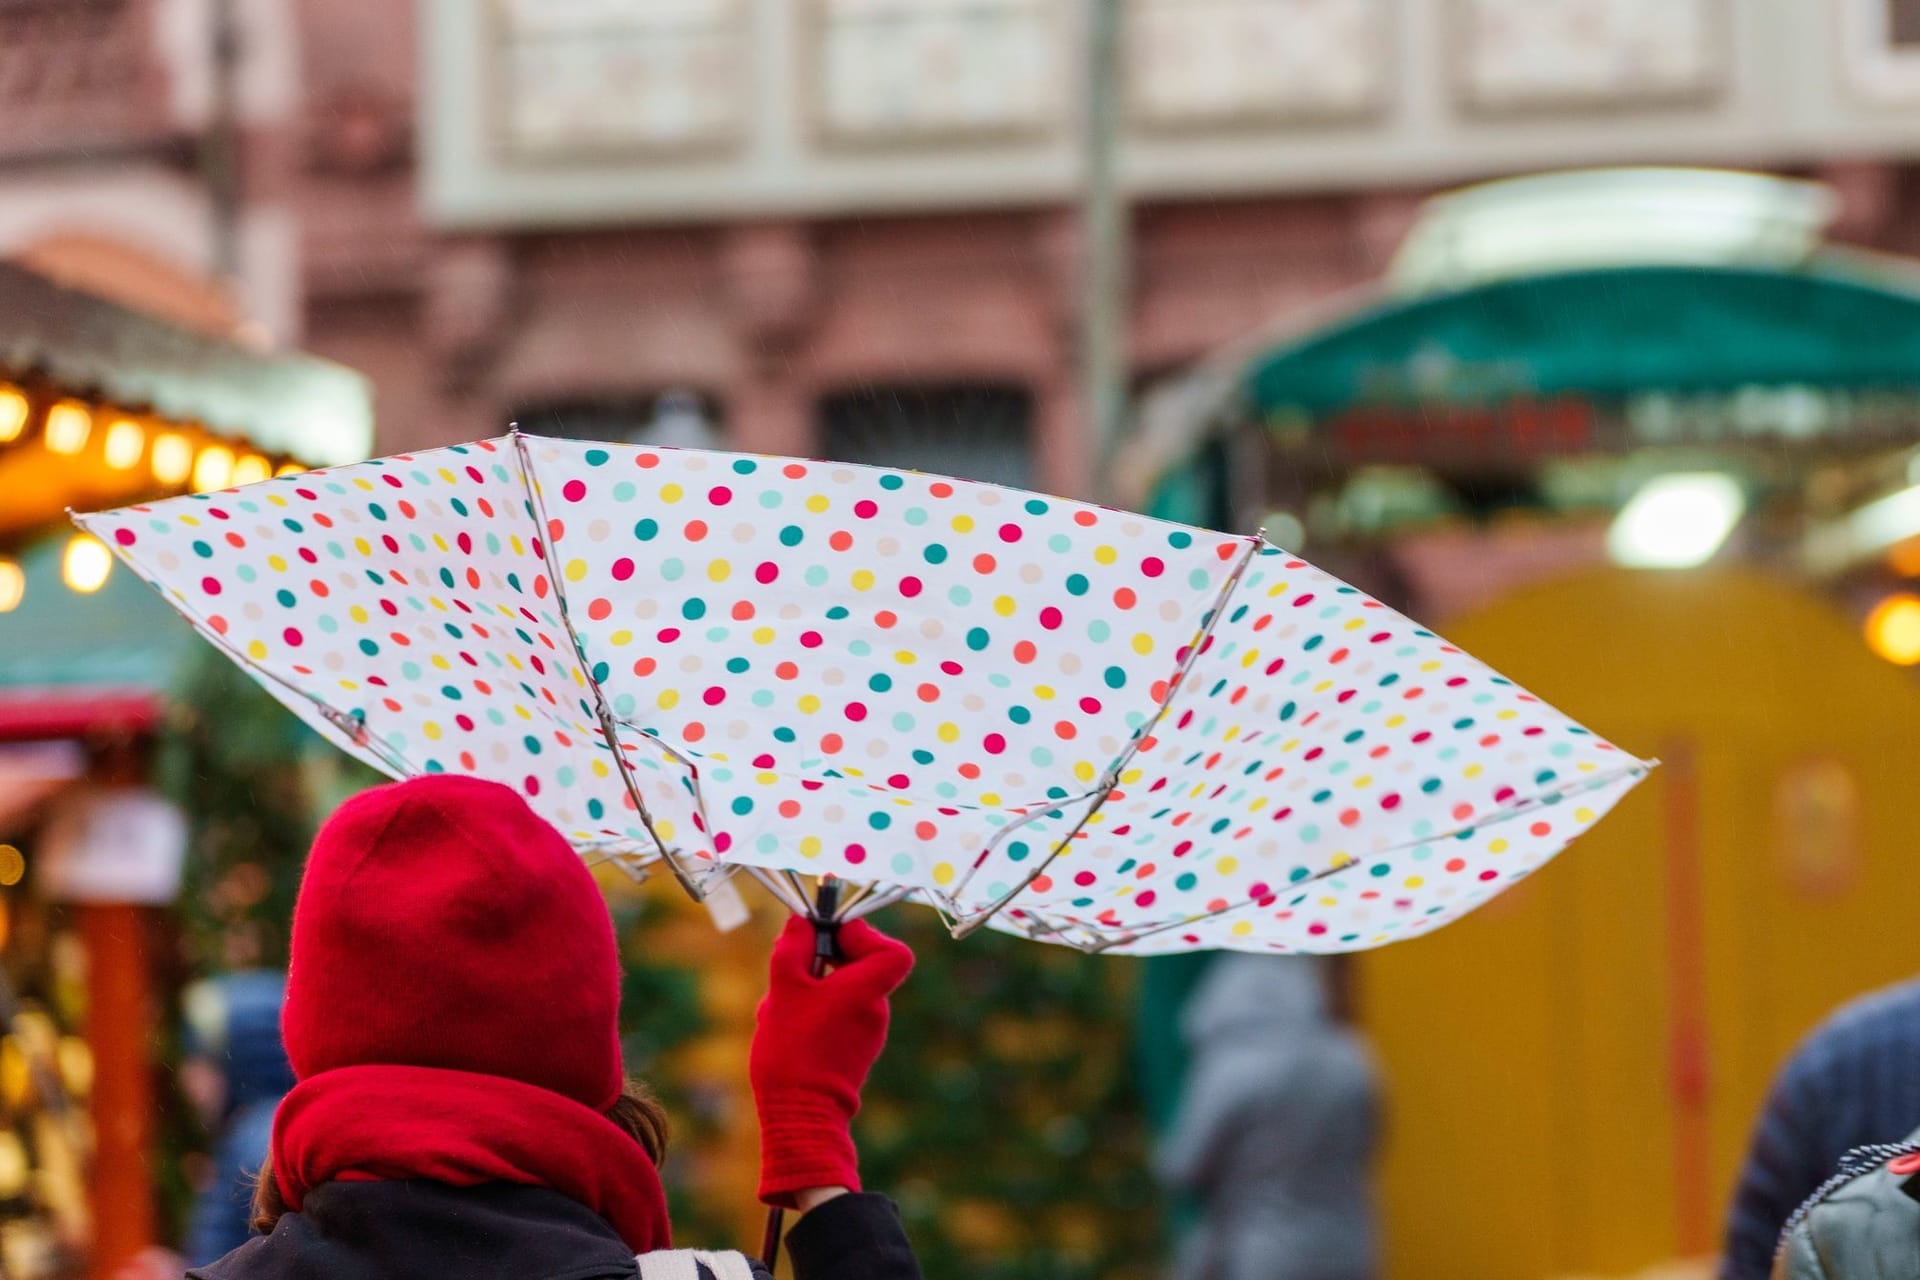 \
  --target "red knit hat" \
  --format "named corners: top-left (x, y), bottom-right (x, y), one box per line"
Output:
top-left (283, 774), bottom-right (624, 1111)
